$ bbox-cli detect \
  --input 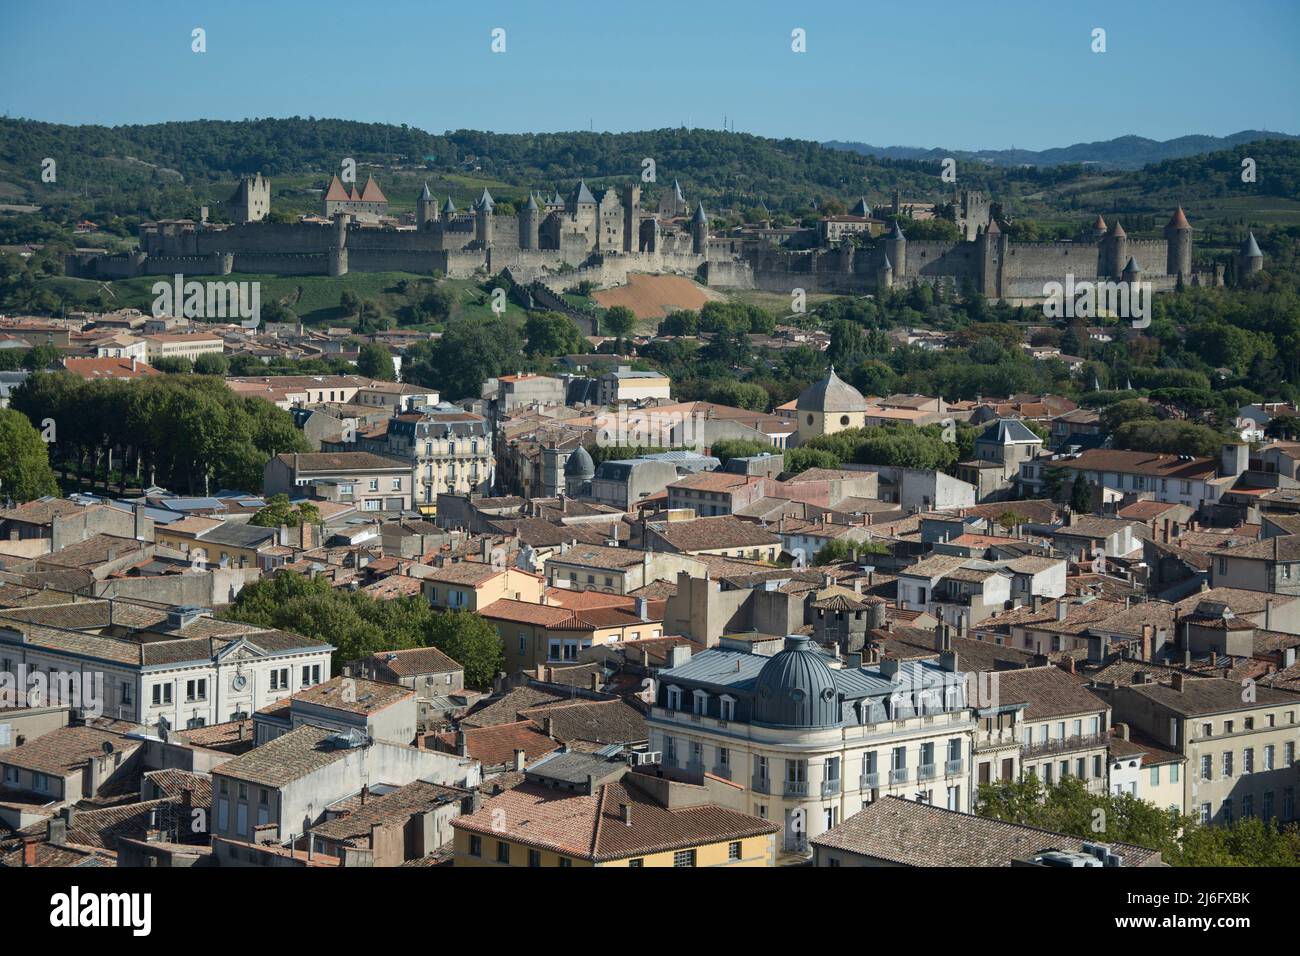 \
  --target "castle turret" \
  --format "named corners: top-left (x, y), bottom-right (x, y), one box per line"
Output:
top-left (884, 221), bottom-right (907, 279)
top-left (441, 196), bottom-right (457, 221)
top-left (416, 182), bottom-right (437, 229)
top-left (976, 217), bottom-right (1004, 297)
top-left (475, 190), bottom-right (495, 247)
top-left (329, 212), bottom-right (350, 277)
top-left (519, 192), bottom-right (540, 250)
top-left (623, 184), bottom-right (641, 253)
top-left (1238, 231), bottom-right (1264, 277)
top-left (877, 252), bottom-right (894, 290)
top-left (1091, 214), bottom-right (1108, 242)
top-left (1107, 220), bottom-right (1128, 279)
top-left (1122, 255), bottom-right (1141, 285)
top-left (1164, 207), bottom-right (1192, 279)
top-left (691, 202), bottom-right (709, 255)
